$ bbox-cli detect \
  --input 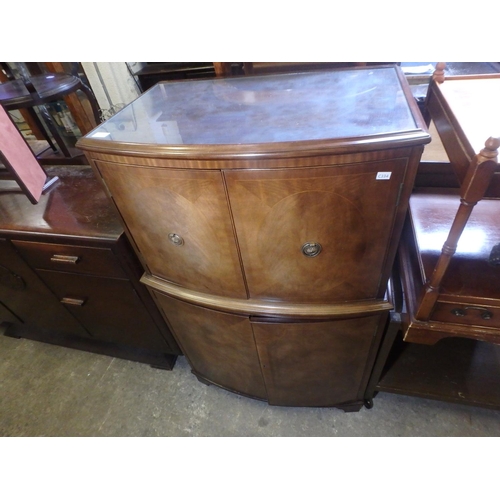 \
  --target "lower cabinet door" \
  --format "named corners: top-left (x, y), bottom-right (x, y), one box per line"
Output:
top-left (252, 314), bottom-right (385, 407)
top-left (152, 293), bottom-right (268, 400)
top-left (37, 269), bottom-right (169, 352)
top-left (152, 289), bottom-right (387, 407)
